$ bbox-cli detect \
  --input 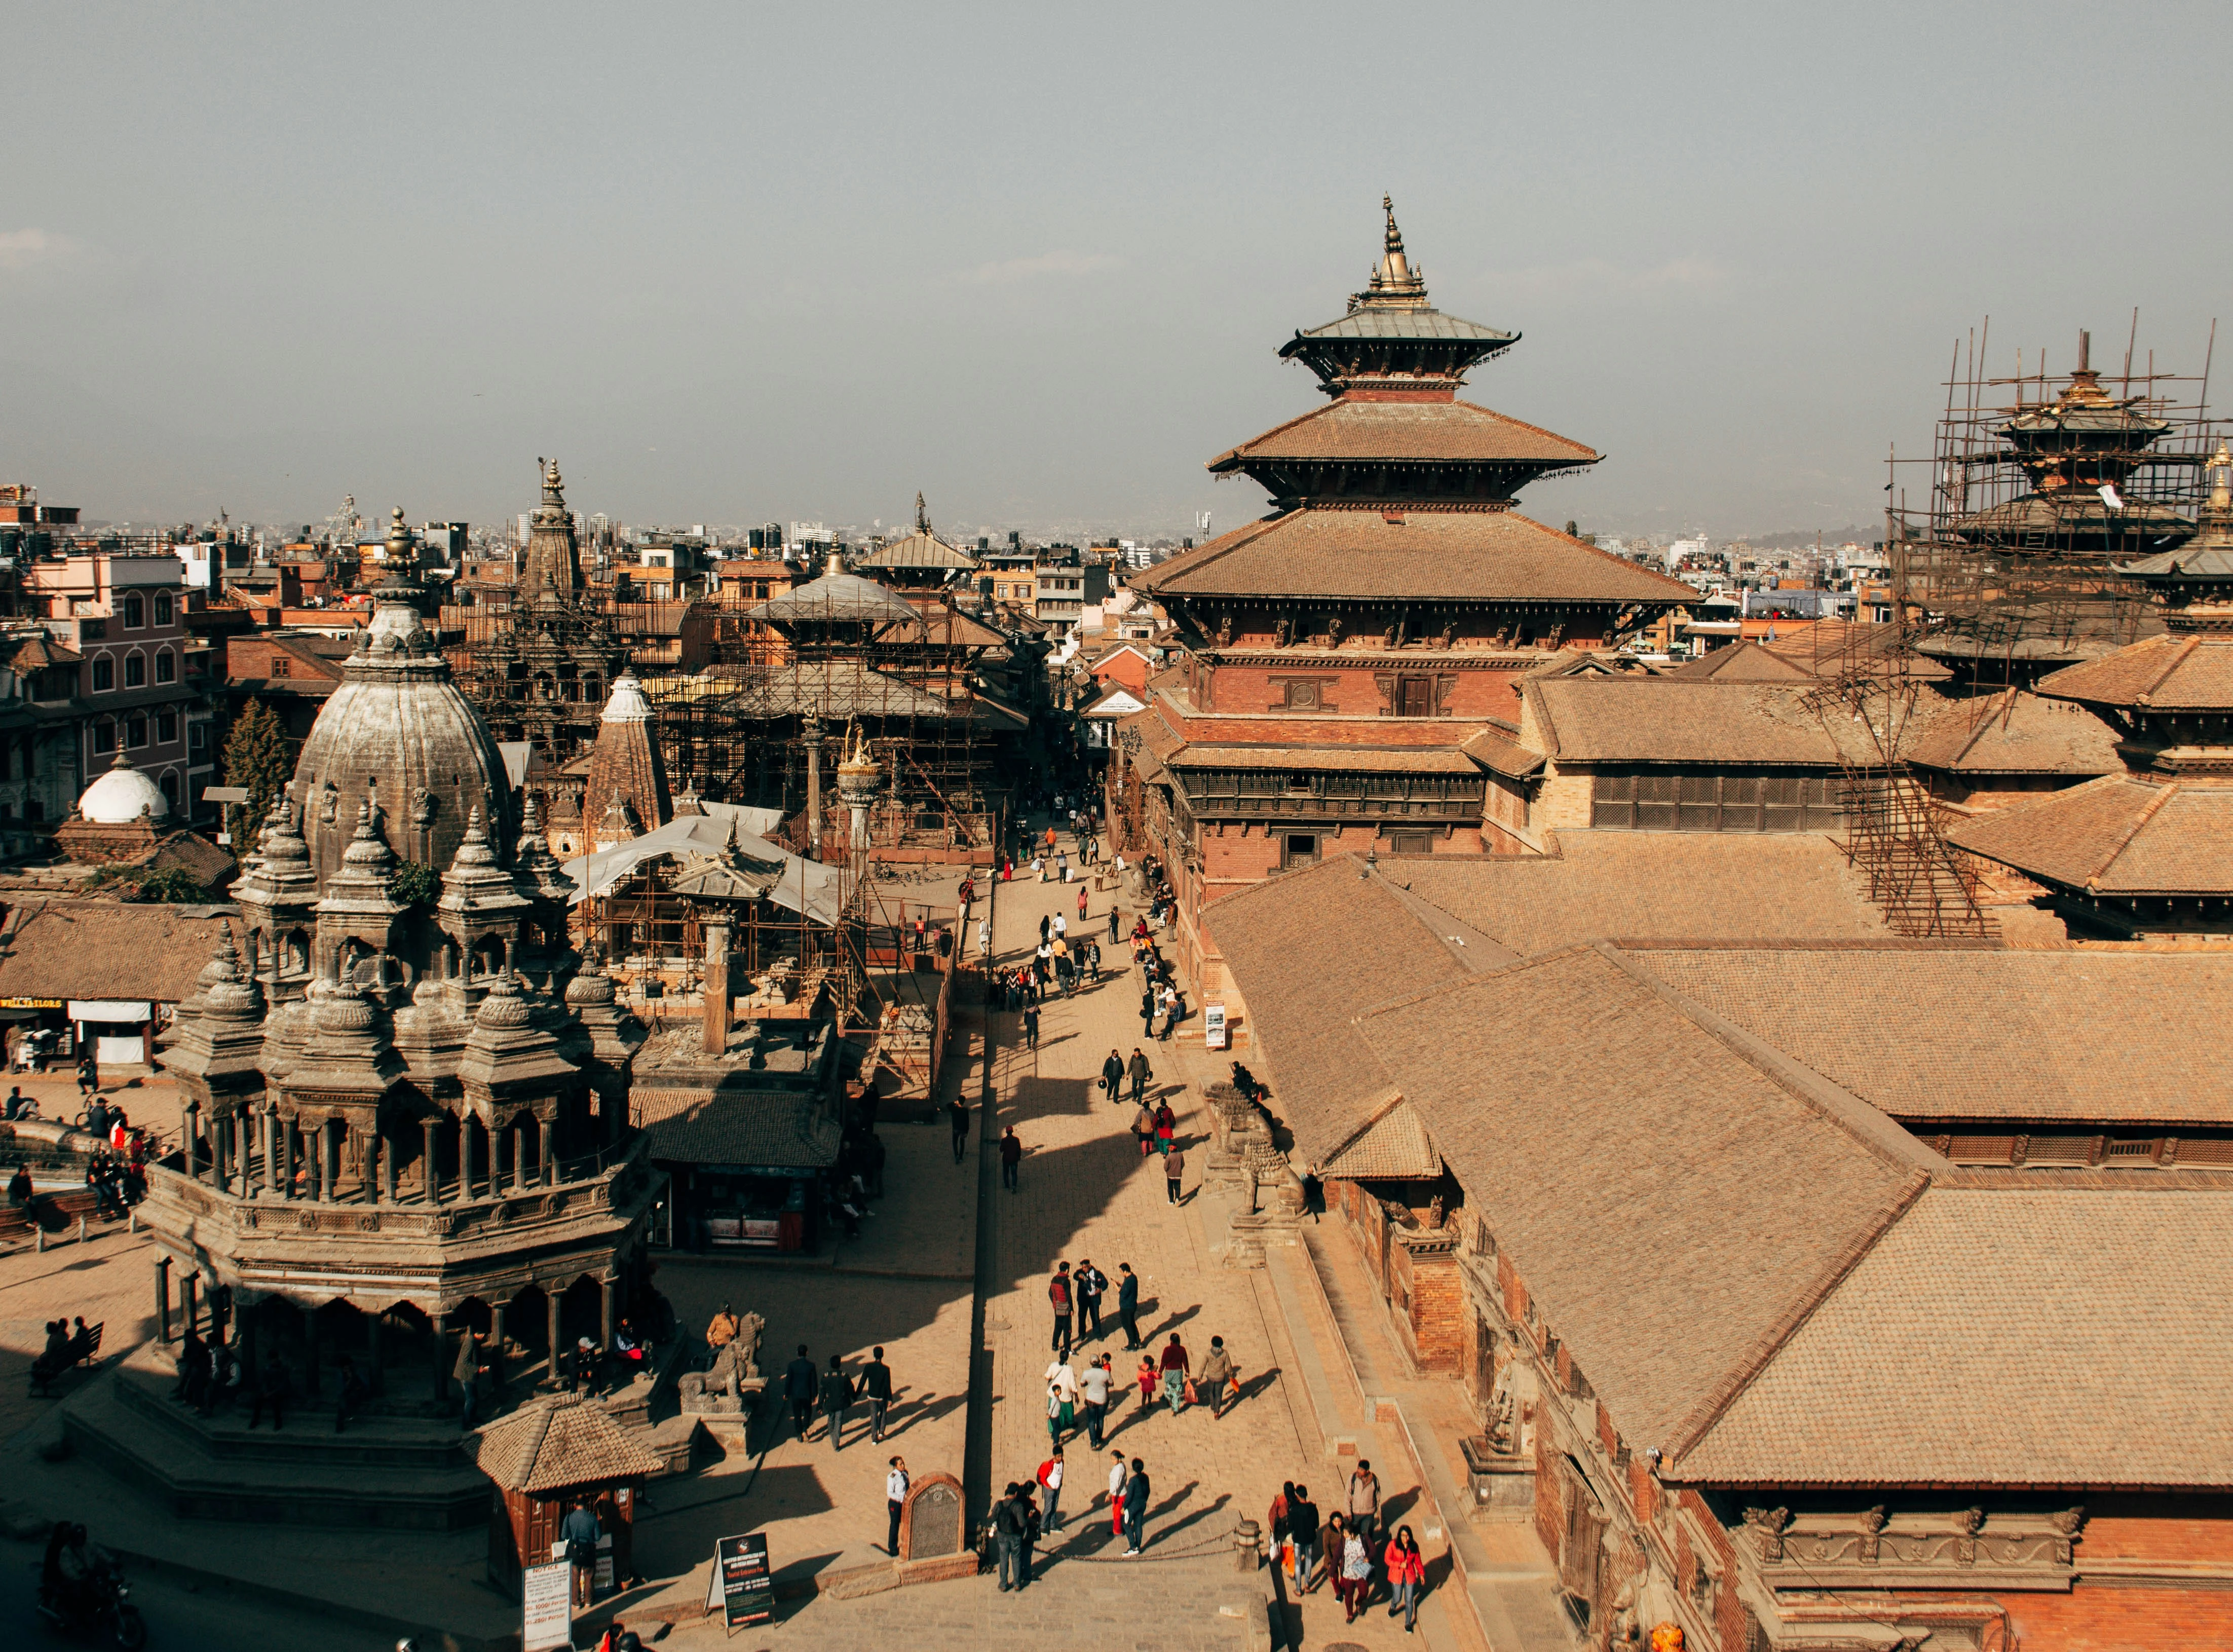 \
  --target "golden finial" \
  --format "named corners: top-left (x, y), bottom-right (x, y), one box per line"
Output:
top-left (1384, 194), bottom-right (1401, 254)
